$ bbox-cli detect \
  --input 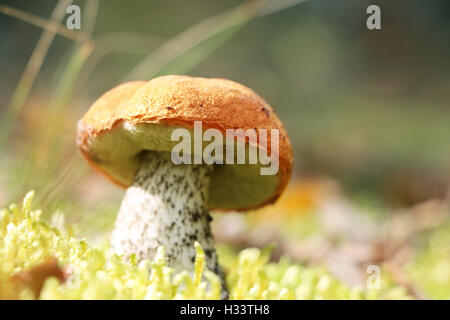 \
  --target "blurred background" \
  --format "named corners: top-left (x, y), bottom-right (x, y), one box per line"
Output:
top-left (0, 0), bottom-right (449, 299)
